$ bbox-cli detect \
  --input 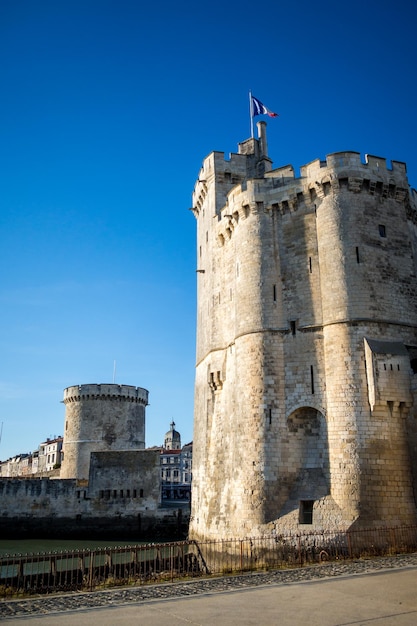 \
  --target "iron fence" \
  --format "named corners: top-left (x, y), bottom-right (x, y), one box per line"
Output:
top-left (1, 524), bottom-right (416, 598)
